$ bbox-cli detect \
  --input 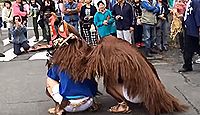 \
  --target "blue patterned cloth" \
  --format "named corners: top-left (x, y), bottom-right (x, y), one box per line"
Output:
top-left (47, 65), bottom-right (98, 100)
